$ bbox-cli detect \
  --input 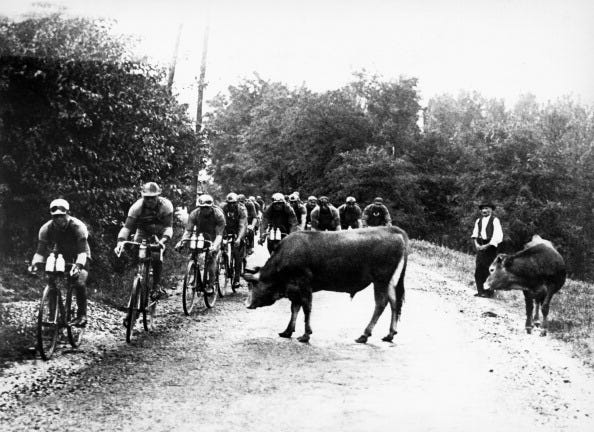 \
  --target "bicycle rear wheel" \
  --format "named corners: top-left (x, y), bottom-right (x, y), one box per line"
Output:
top-left (126, 277), bottom-right (142, 343)
top-left (37, 285), bottom-right (60, 360)
top-left (203, 256), bottom-right (218, 308)
top-left (182, 259), bottom-right (198, 315)
top-left (66, 284), bottom-right (85, 347)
